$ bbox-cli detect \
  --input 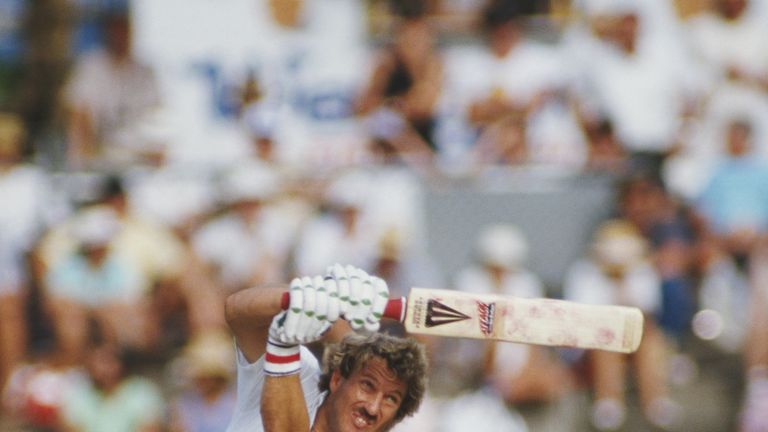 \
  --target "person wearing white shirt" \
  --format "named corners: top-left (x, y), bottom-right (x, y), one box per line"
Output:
top-left (192, 163), bottom-right (294, 293)
top-left (563, 220), bottom-right (680, 431)
top-left (686, 0), bottom-right (768, 93)
top-left (442, 0), bottom-right (587, 170)
top-left (63, 8), bottom-right (162, 170)
top-left (568, 0), bottom-right (703, 174)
